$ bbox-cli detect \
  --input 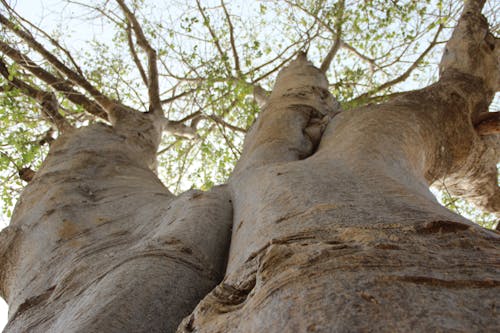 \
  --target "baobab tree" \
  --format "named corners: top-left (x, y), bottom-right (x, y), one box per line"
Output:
top-left (0, 0), bottom-right (499, 332)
